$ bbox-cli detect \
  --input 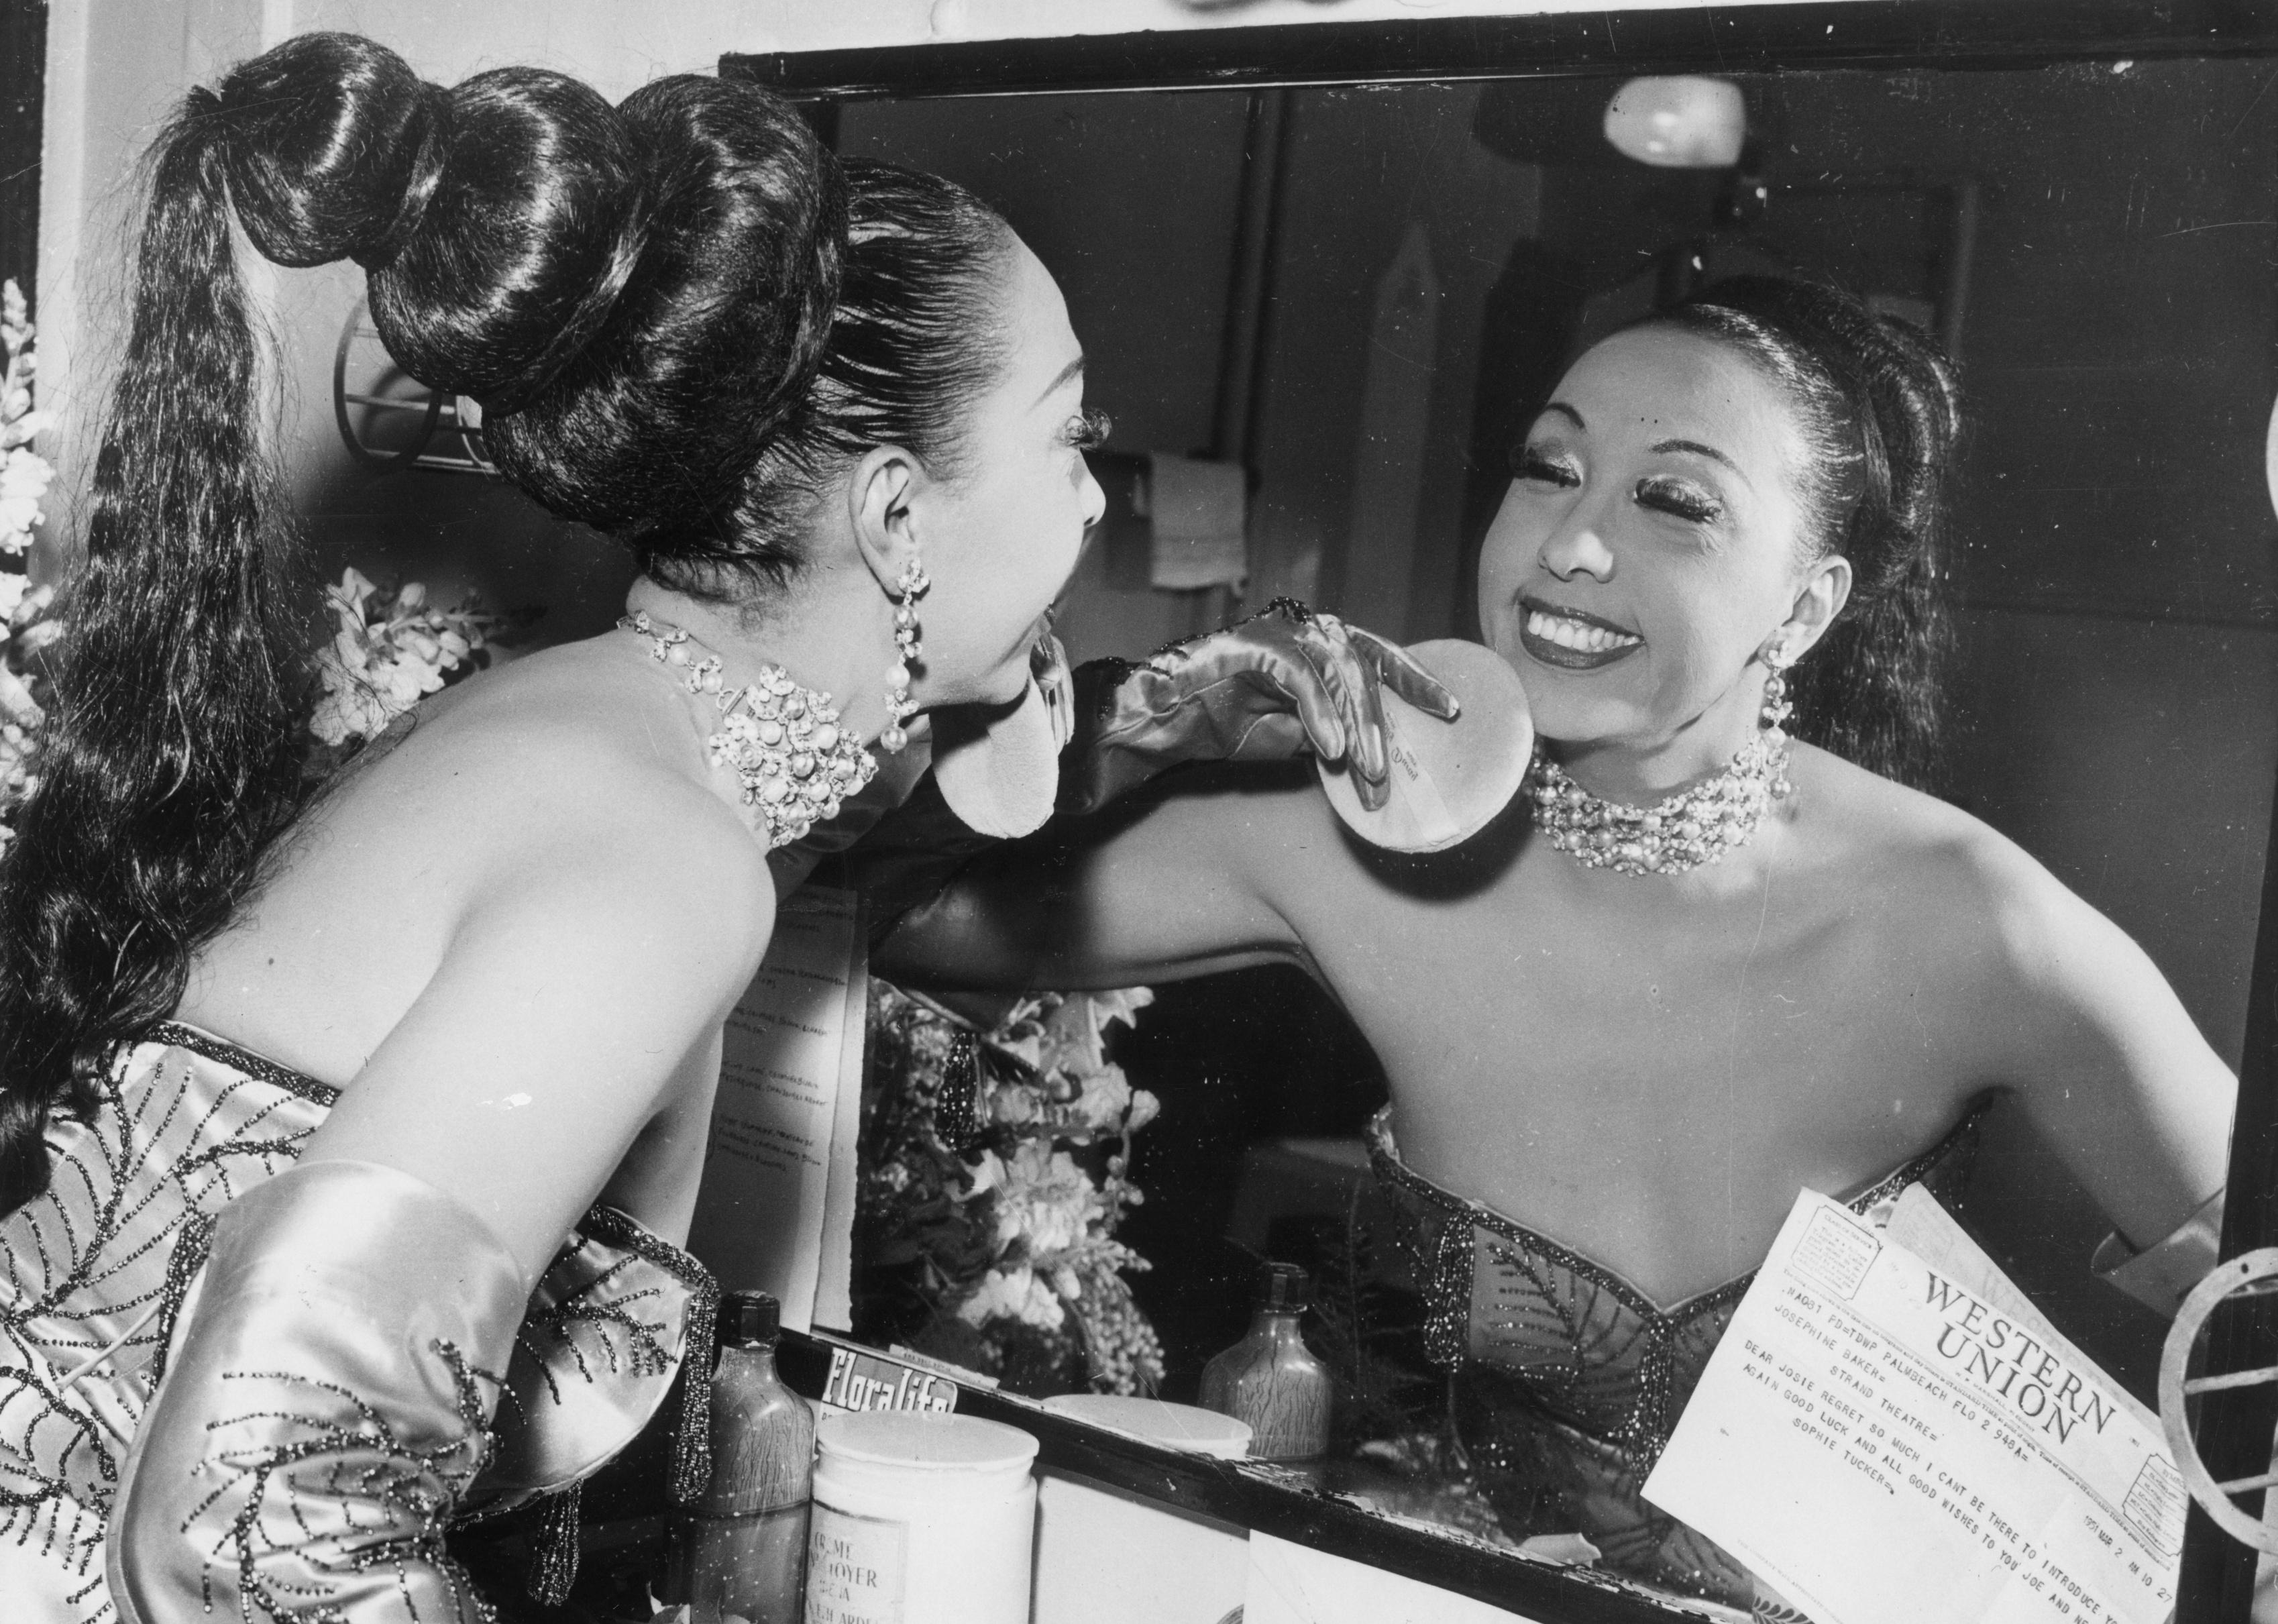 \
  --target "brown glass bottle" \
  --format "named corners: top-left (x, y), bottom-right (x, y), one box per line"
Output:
top-left (1198, 1262), bottom-right (1333, 1462)
top-left (669, 1290), bottom-right (815, 1622)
